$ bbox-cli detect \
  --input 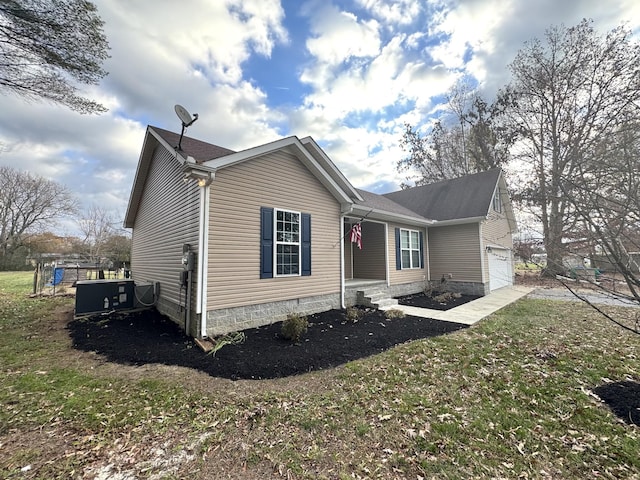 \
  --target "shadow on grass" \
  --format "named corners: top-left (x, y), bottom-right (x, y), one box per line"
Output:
top-left (68, 308), bottom-right (467, 380)
top-left (593, 381), bottom-right (640, 426)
